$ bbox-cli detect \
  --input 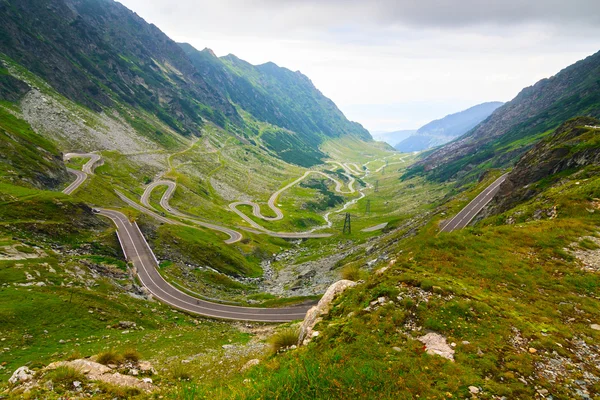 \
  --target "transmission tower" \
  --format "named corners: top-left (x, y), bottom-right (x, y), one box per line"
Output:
top-left (365, 199), bottom-right (371, 214)
top-left (382, 167), bottom-right (385, 175)
top-left (375, 180), bottom-right (379, 193)
top-left (342, 213), bottom-right (351, 234)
